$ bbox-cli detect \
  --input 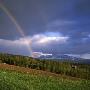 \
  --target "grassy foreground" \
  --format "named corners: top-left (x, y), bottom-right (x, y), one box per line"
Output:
top-left (0, 68), bottom-right (90, 90)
